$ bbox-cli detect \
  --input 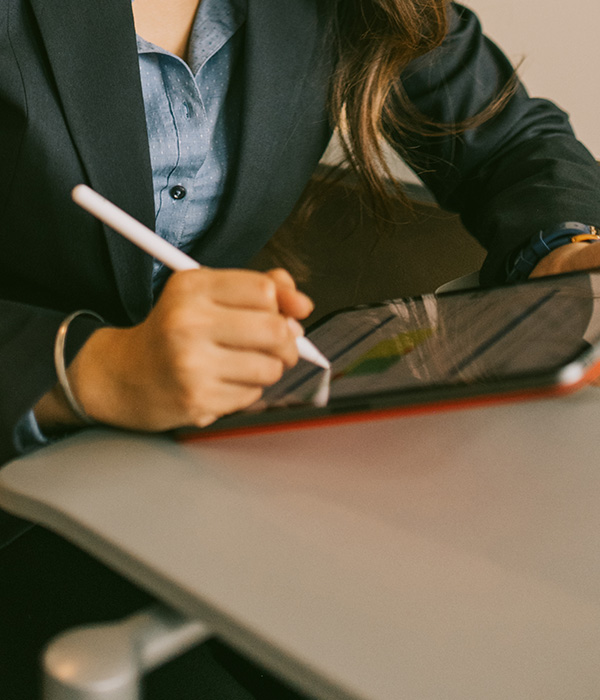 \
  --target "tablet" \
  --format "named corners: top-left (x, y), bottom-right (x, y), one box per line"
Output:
top-left (176, 271), bottom-right (600, 441)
